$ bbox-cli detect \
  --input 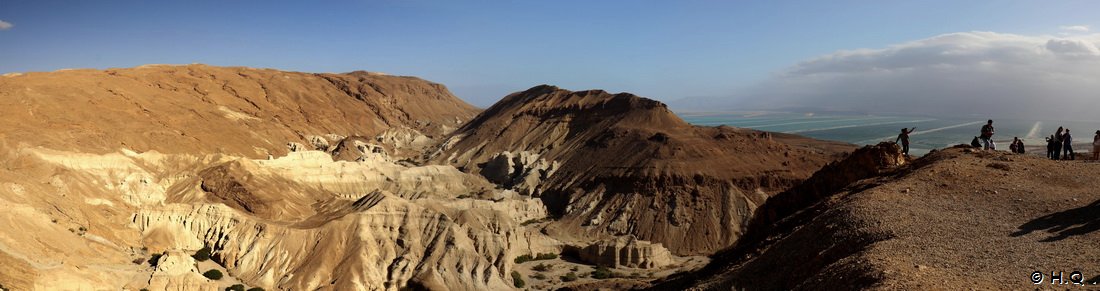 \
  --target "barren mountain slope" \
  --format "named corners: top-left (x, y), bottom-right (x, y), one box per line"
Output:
top-left (429, 85), bottom-right (855, 255)
top-left (0, 65), bottom-right (569, 291)
top-left (0, 64), bottom-right (478, 157)
top-left (654, 145), bottom-right (1100, 290)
